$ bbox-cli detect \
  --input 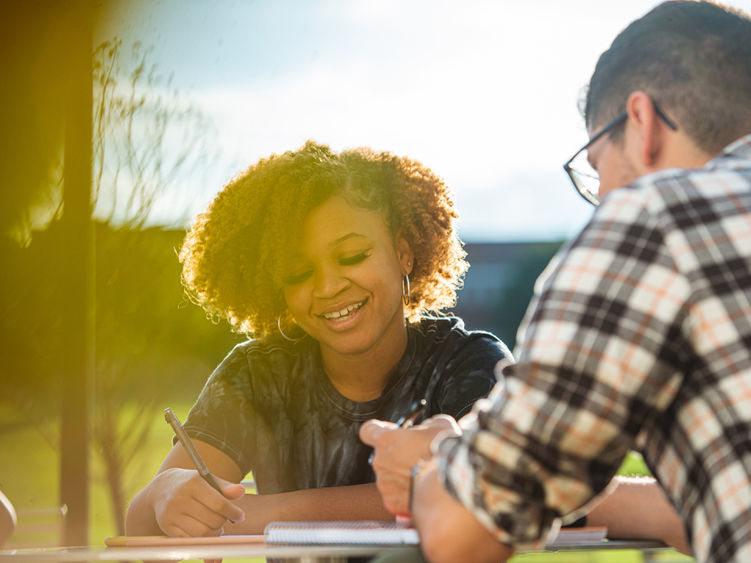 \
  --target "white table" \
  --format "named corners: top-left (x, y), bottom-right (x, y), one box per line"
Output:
top-left (0, 542), bottom-right (404, 562)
